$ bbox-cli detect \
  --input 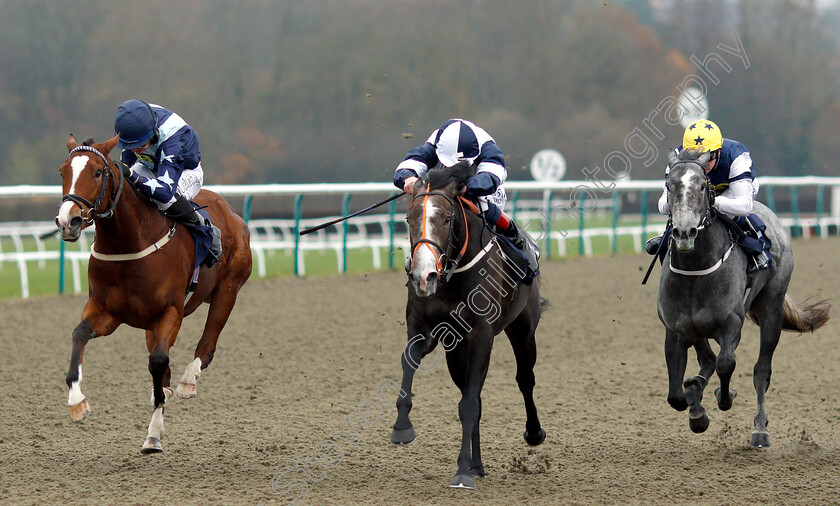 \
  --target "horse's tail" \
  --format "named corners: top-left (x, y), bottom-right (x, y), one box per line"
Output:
top-left (749, 294), bottom-right (831, 333)
top-left (540, 297), bottom-right (551, 311)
